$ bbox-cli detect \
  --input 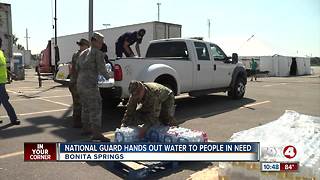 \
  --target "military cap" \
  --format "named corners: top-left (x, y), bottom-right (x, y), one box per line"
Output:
top-left (92, 32), bottom-right (105, 43)
top-left (76, 38), bottom-right (89, 46)
top-left (128, 80), bottom-right (144, 94)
